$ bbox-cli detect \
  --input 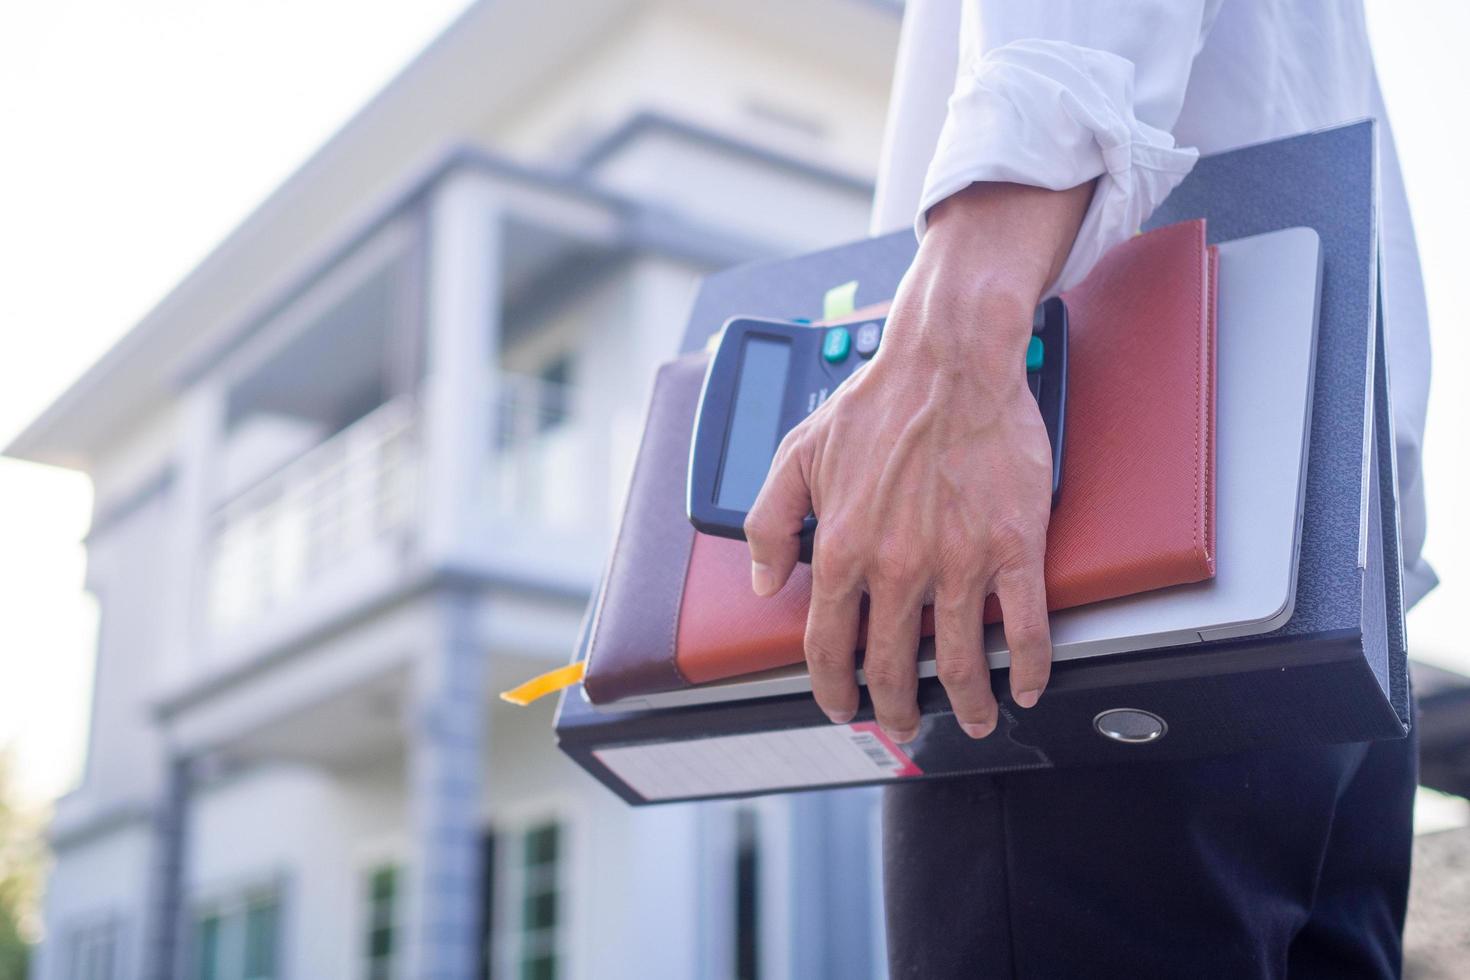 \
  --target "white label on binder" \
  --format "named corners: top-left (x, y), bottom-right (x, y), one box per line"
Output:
top-left (594, 722), bottom-right (921, 802)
